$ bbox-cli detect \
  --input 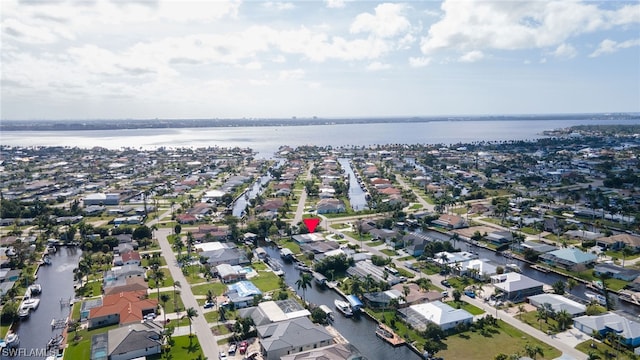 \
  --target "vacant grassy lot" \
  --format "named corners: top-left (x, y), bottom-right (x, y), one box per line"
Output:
top-left (438, 320), bottom-right (561, 360)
